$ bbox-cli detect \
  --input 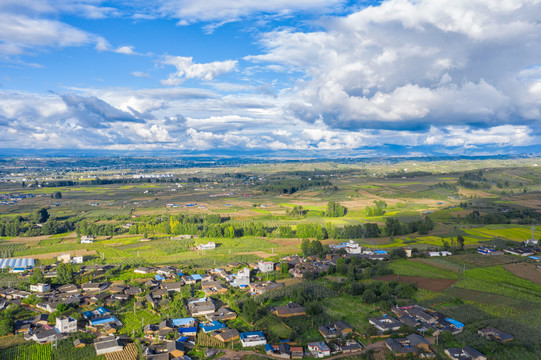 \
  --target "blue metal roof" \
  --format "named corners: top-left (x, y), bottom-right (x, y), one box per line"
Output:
top-left (155, 275), bottom-right (165, 281)
top-left (200, 320), bottom-right (225, 333)
top-left (445, 318), bottom-right (464, 329)
top-left (90, 316), bottom-right (116, 326)
top-left (96, 307), bottom-right (110, 315)
top-left (264, 344), bottom-right (274, 352)
top-left (178, 327), bottom-right (197, 334)
top-left (240, 331), bottom-right (265, 339)
top-left (191, 274), bottom-right (203, 281)
top-left (172, 317), bottom-right (196, 327)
